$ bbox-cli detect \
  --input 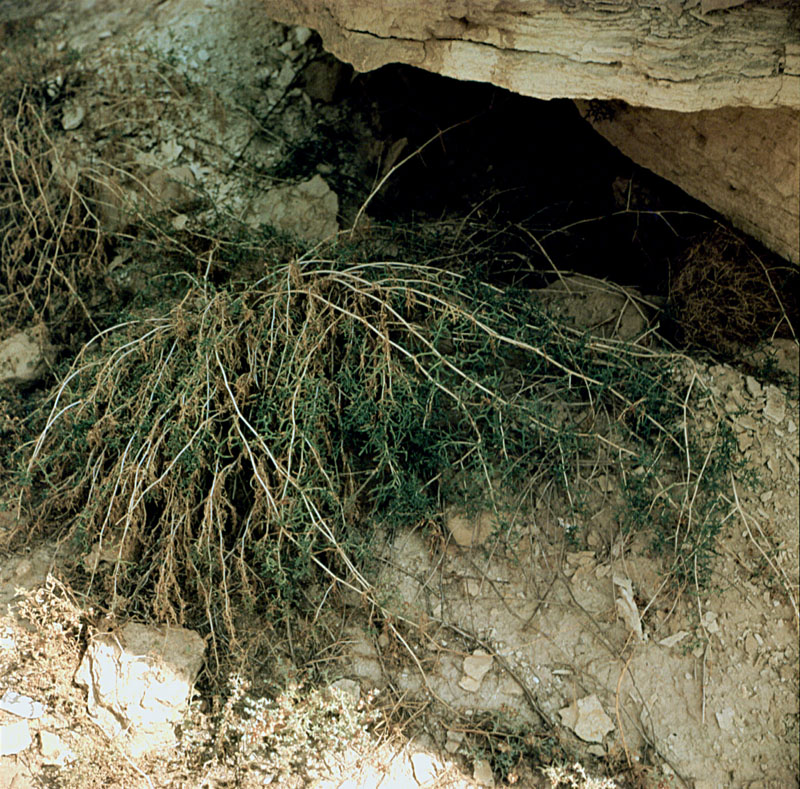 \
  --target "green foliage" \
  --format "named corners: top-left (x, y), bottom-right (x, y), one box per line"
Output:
top-left (620, 418), bottom-right (754, 586)
top-left (467, 709), bottom-right (569, 784)
top-left (11, 223), bottom-right (738, 639)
